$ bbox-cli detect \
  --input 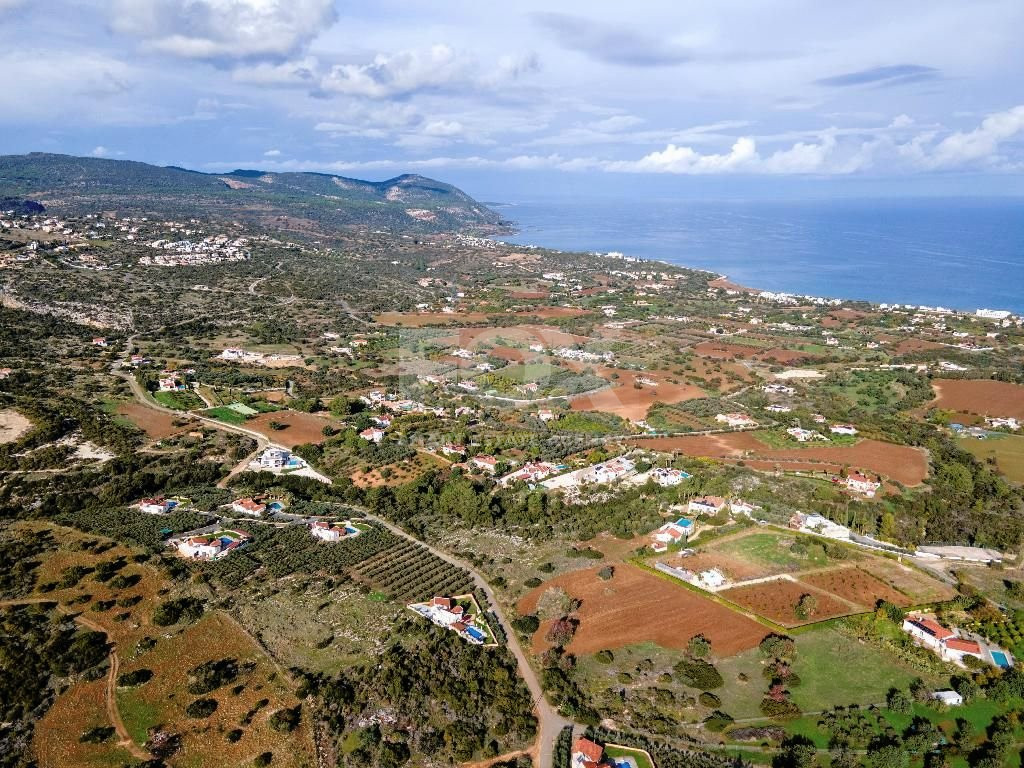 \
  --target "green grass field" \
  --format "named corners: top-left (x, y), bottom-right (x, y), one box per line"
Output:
top-left (202, 406), bottom-right (249, 425)
top-left (153, 390), bottom-right (203, 410)
top-left (959, 433), bottom-right (1024, 483)
top-left (714, 531), bottom-right (832, 571)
